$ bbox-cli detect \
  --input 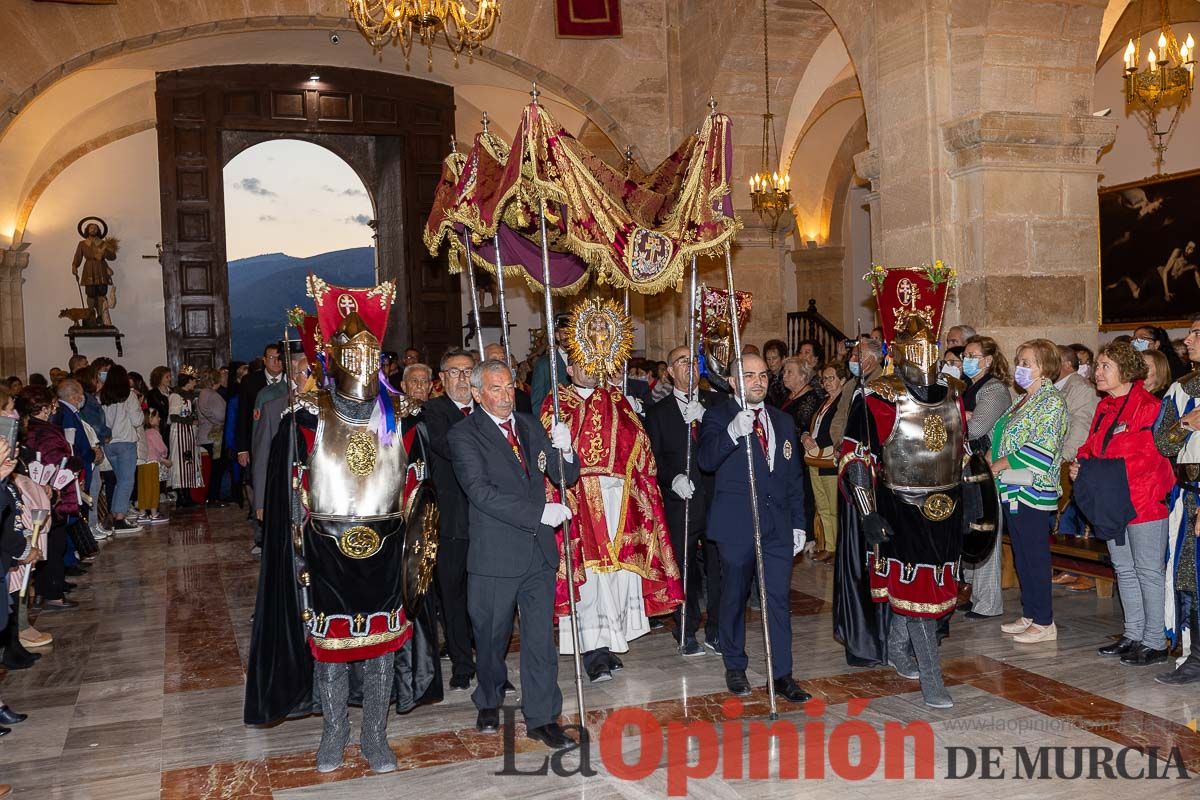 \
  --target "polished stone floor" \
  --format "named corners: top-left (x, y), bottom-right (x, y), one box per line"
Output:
top-left (2, 504), bottom-right (1199, 798)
